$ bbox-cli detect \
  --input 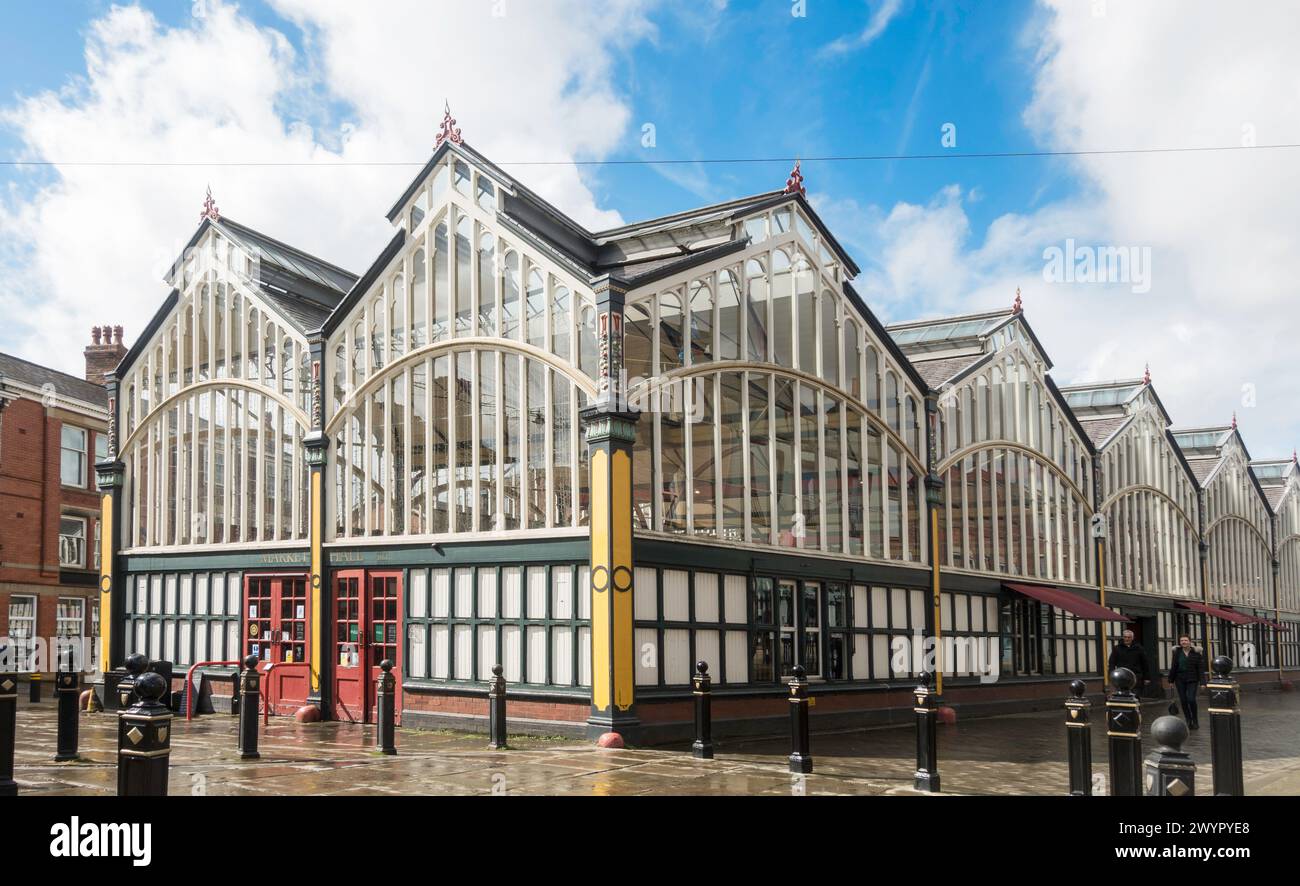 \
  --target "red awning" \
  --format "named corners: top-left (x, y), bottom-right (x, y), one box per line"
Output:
top-left (1005, 583), bottom-right (1132, 622)
top-left (1176, 601), bottom-right (1255, 625)
top-left (1222, 608), bottom-right (1289, 630)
